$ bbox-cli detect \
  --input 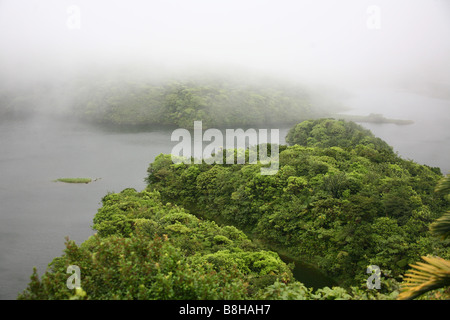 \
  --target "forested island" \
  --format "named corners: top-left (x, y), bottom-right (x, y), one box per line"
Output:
top-left (333, 113), bottom-right (414, 125)
top-left (18, 119), bottom-right (450, 300)
top-left (0, 73), bottom-right (352, 128)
